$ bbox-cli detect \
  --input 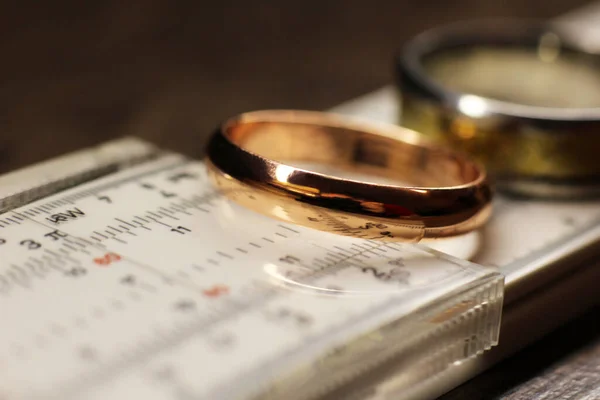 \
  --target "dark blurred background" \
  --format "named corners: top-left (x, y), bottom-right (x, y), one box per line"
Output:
top-left (0, 0), bottom-right (591, 172)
